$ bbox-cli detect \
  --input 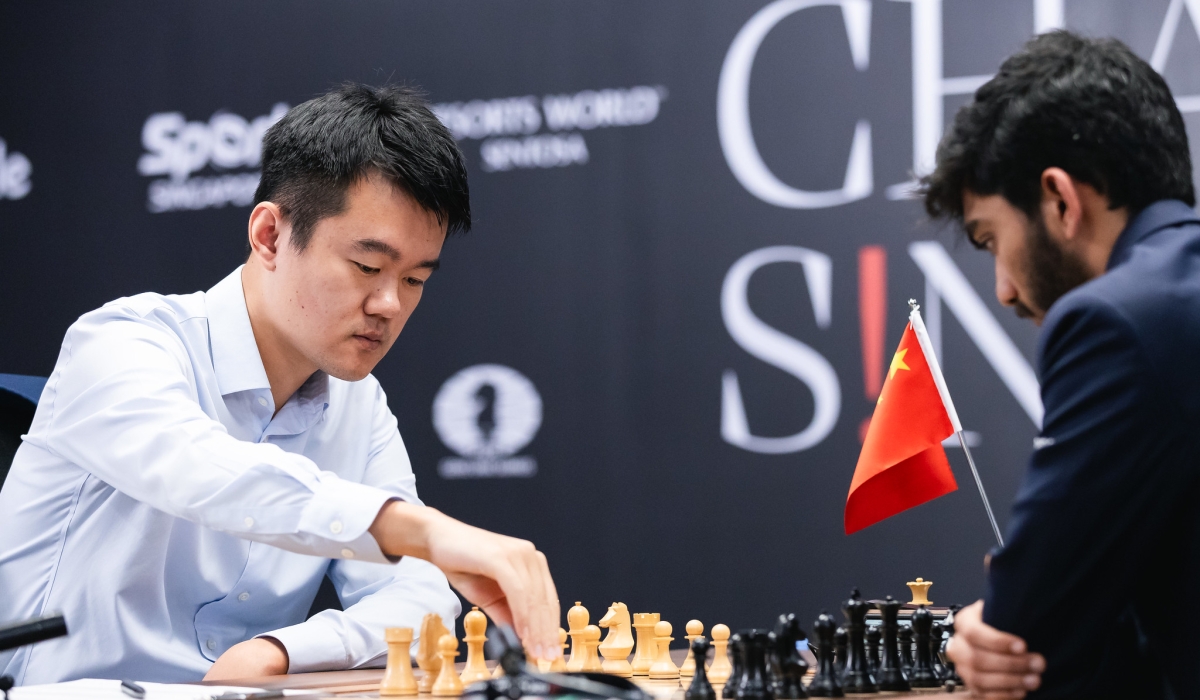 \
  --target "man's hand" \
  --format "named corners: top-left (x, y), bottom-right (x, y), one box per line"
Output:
top-left (203, 637), bottom-right (289, 681)
top-left (946, 600), bottom-right (1045, 698)
top-left (369, 501), bottom-right (560, 661)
